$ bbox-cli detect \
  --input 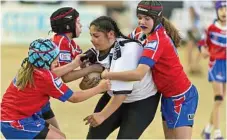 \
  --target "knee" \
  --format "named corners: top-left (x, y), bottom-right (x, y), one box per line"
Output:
top-left (214, 95), bottom-right (224, 106)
